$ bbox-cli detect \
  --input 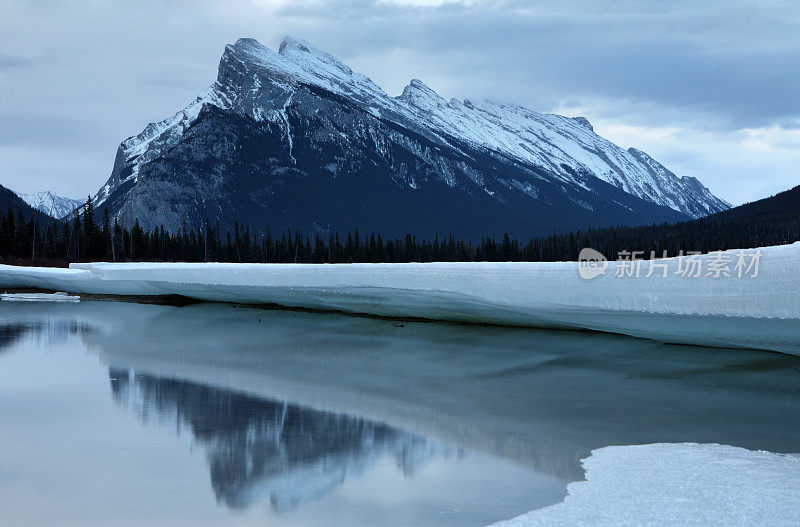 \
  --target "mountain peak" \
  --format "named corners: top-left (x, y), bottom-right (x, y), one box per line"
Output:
top-left (225, 36), bottom-right (330, 69)
top-left (398, 78), bottom-right (447, 108)
top-left (15, 190), bottom-right (83, 219)
top-left (233, 37), bottom-right (261, 48)
top-left (278, 36), bottom-right (311, 55)
top-left (404, 78), bottom-right (436, 95)
top-left (571, 116), bottom-right (593, 131)
top-left (409, 78), bottom-right (432, 90)
top-left (278, 35), bottom-right (357, 80)
top-left (218, 36), bottom-right (389, 109)
top-left (226, 37), bottom-right (274, 60)
top-left (220, 37), bottom-right (280, 79)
